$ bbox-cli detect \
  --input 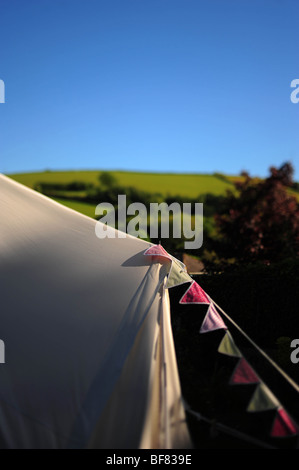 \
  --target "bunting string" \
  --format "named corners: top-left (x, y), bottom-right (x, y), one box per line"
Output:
top-left (144, 244), bottom-right (299, 441)
top-left (185, 406), bottom-right (277, 449)
top-left (208, 296), bottom-right (299, 394)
